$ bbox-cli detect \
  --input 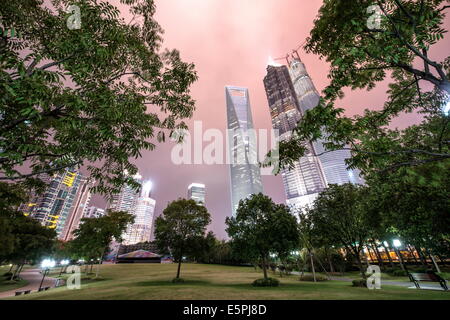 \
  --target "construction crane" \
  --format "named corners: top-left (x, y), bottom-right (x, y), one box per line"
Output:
top-left (273, 40), bottom-right (307, 65)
